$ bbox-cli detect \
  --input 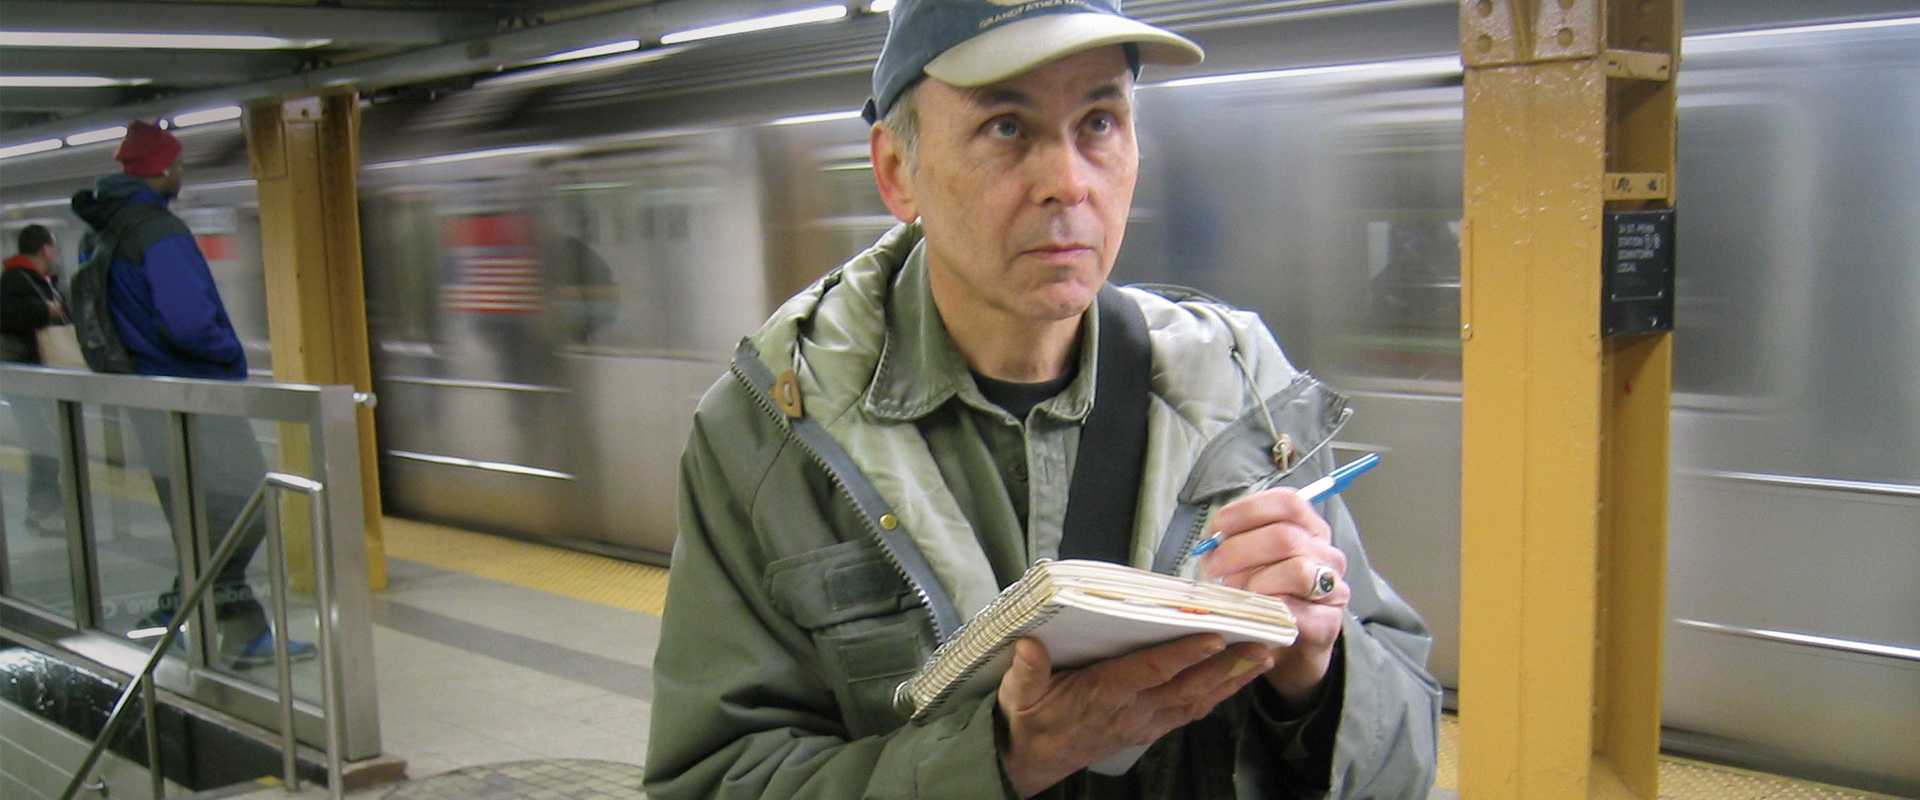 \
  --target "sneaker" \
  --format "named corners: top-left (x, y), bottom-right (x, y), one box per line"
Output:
top-left (223, 631), bottom-right (319, 670)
